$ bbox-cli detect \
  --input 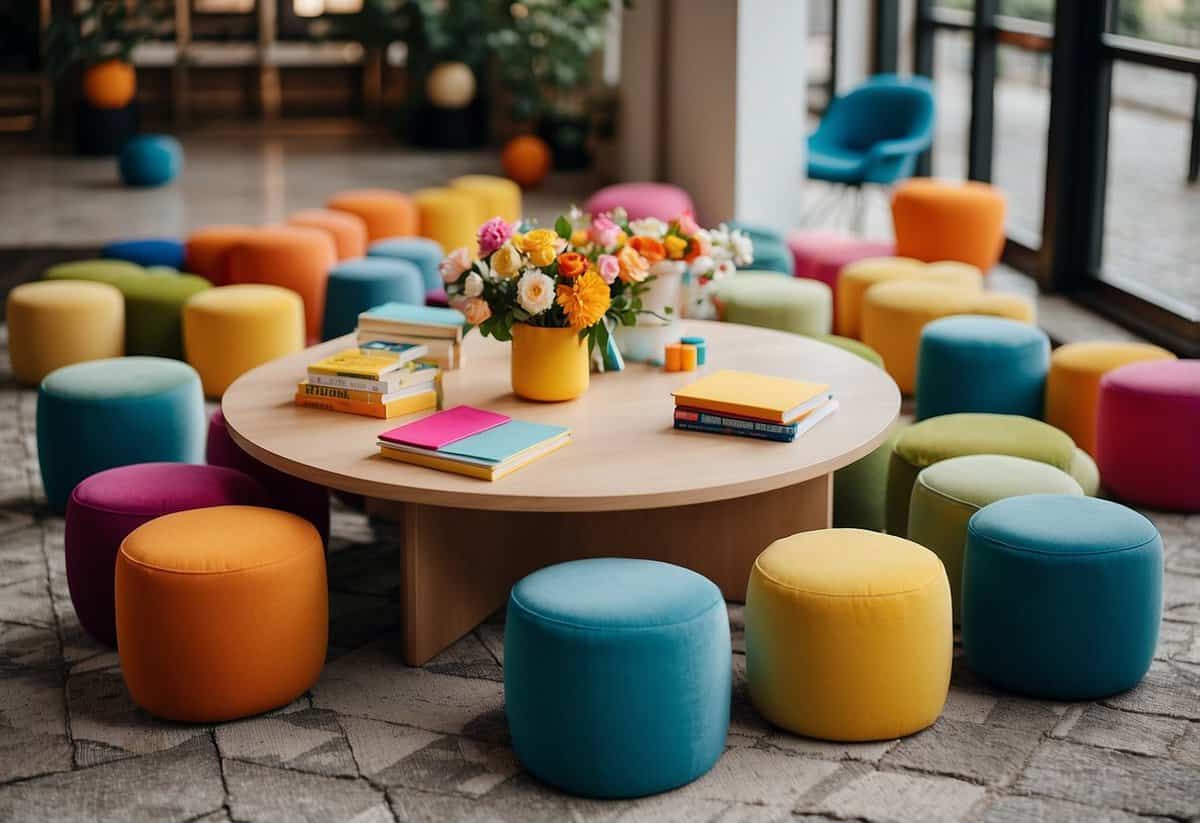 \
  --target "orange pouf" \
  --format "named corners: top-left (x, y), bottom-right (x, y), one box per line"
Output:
top-left (287, 208), bottom-right (368, 260)
top-left (115, 506), bottom-right (327, 723)
top-left (227, 226), bottom-right (337, 341)
top-left (891, 179), bottom-right (1007, 272)
top-left (82, 59), bottom-right (136, 109)
top-left (326, 189), bottom-right (417, 242)
top-left (185, 225), bottom-right (255, 285)
top-left (502, 135), bottom-right (553, 188)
